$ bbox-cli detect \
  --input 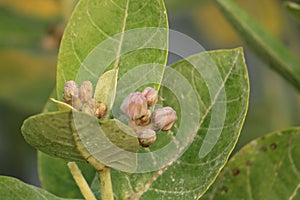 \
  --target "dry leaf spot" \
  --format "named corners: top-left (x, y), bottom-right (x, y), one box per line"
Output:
top-left (232, 168), bottom-right (240, 176)
top-left (246, 160), bottom-right (253, 167)
top-left (260, 145), bottom-right (267, 152)
top-left (270, 142), bottom-right (277, 150)
top-left (221, 186), bottom-right (228, 194)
